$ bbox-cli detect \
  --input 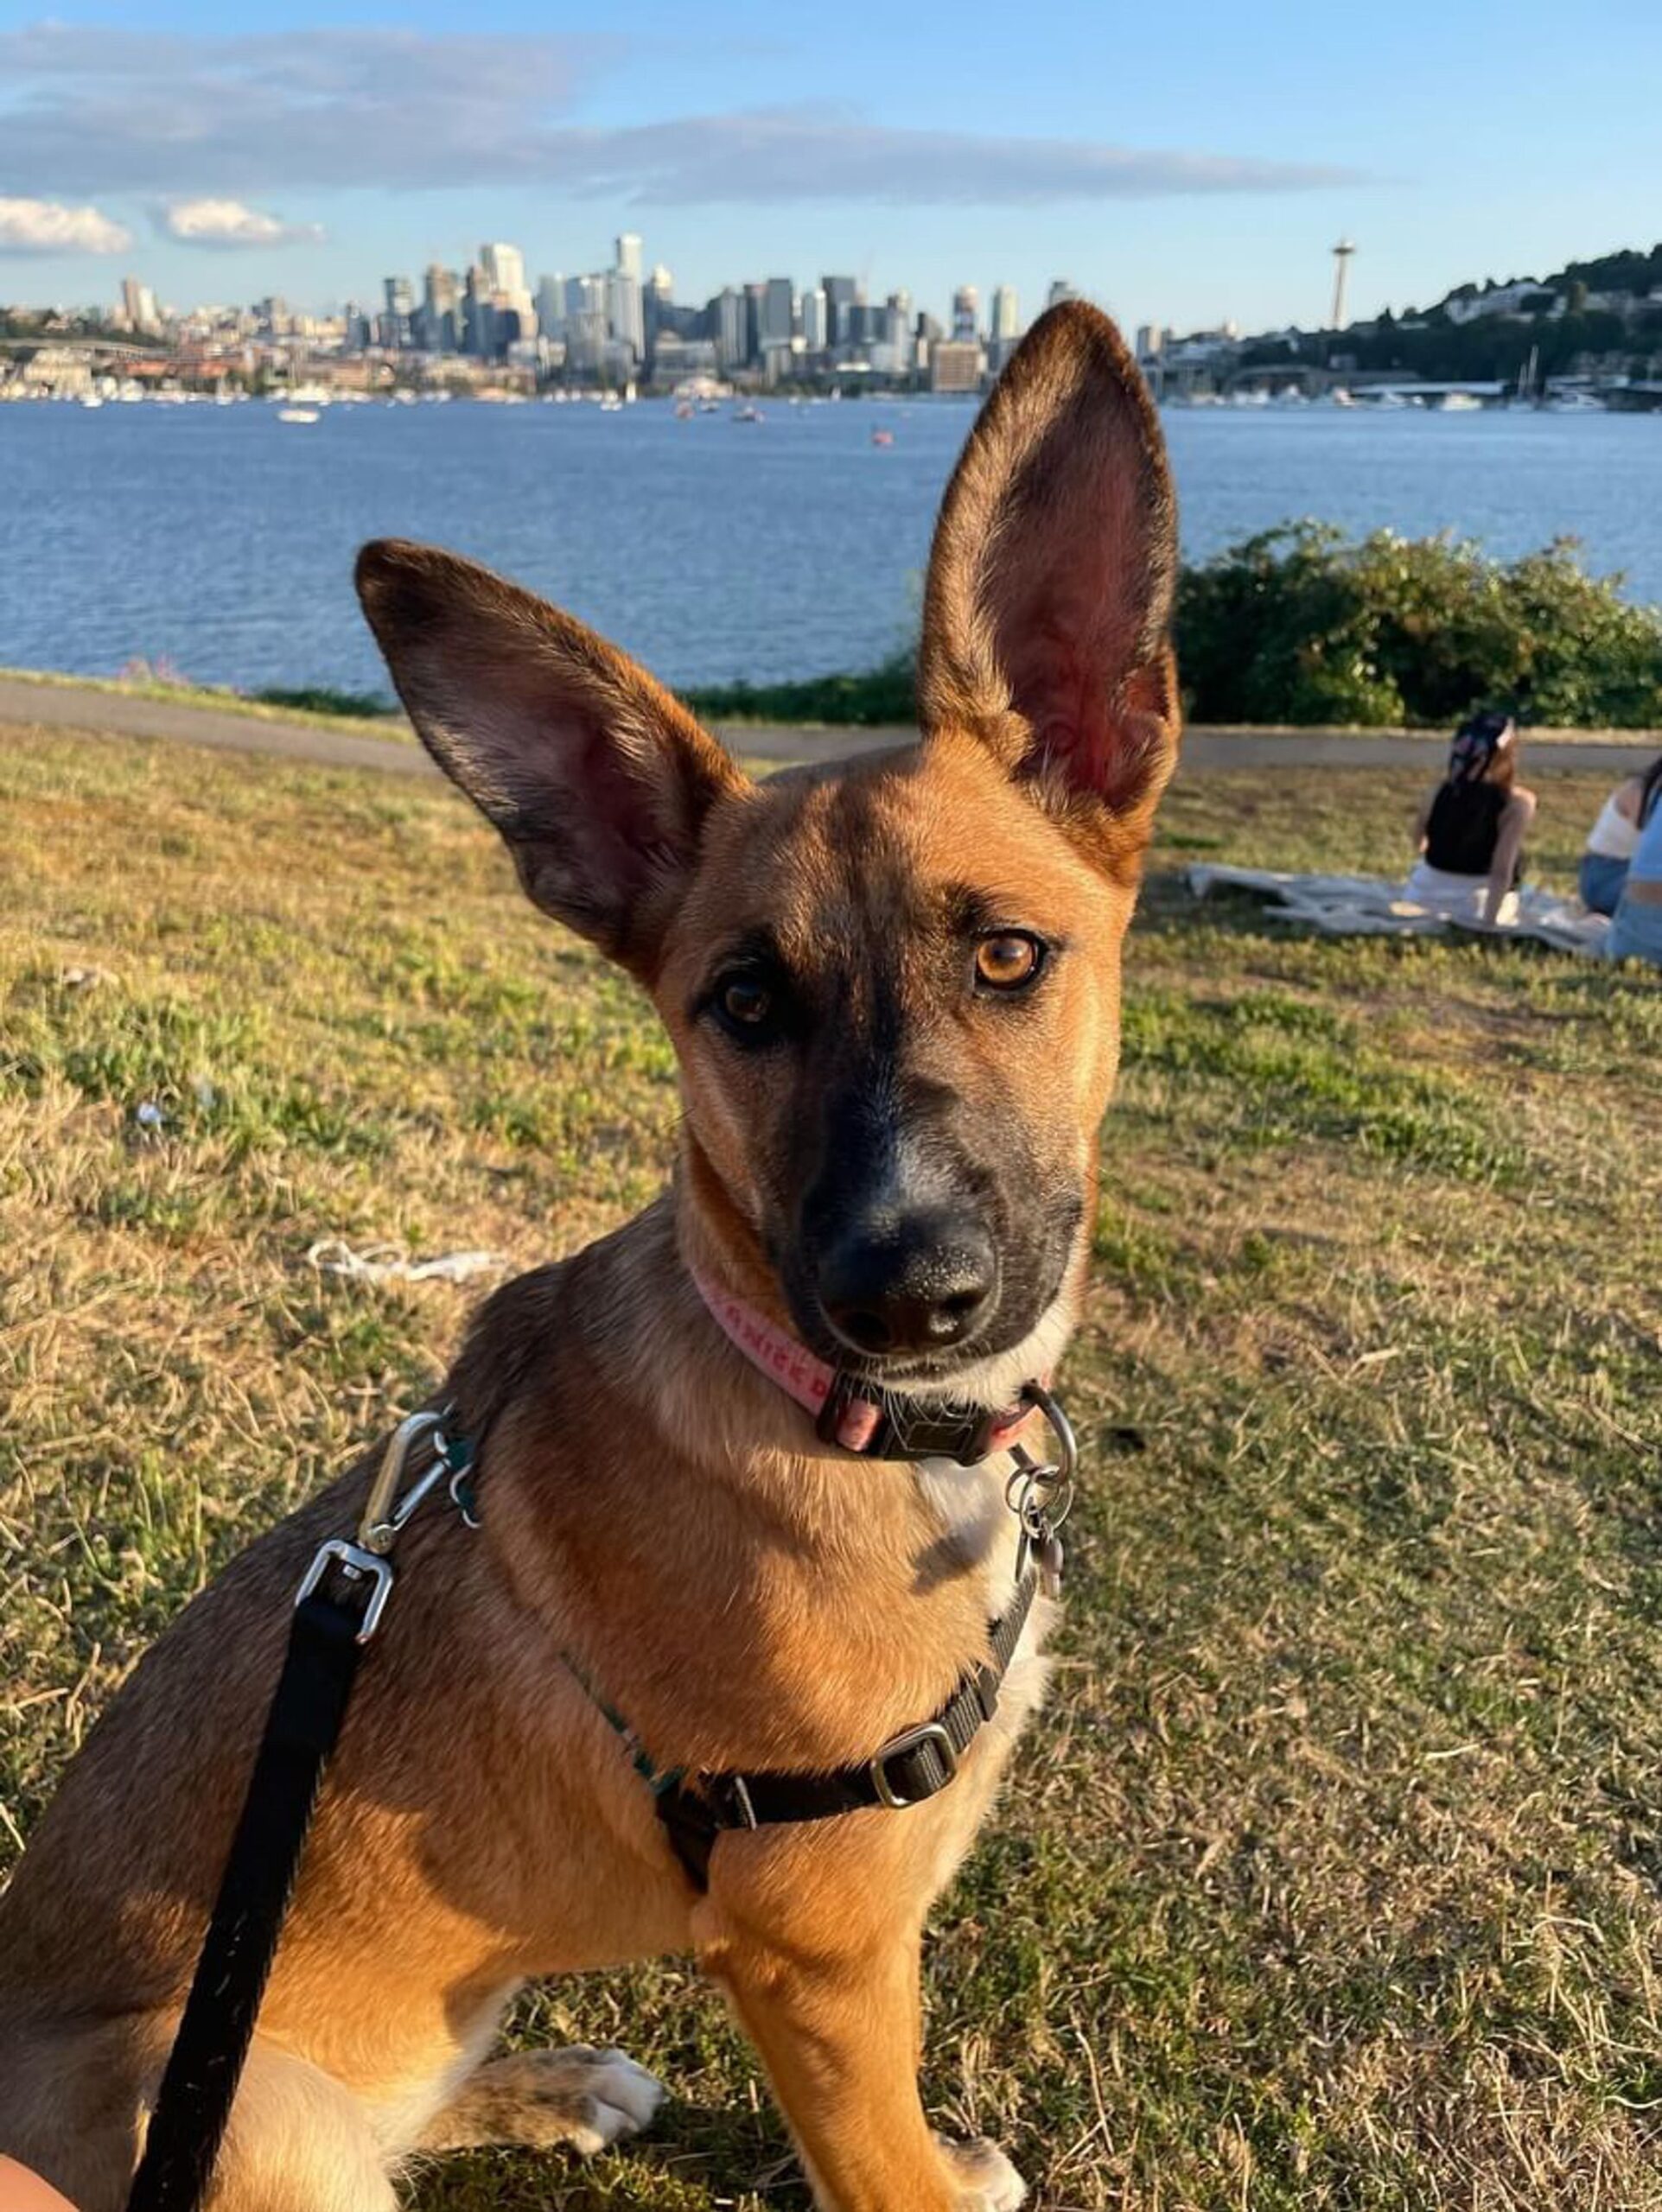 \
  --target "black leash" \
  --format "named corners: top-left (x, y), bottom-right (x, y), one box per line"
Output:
top-left (124, 1587), bottom-right (367, 2212)
top-left (124, 1411), bottom-right (464, 2212)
